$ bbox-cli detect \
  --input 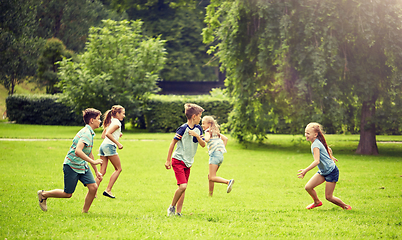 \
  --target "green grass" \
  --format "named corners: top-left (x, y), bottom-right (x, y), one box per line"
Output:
top-left (0, 124), bottom-right (401, 239)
